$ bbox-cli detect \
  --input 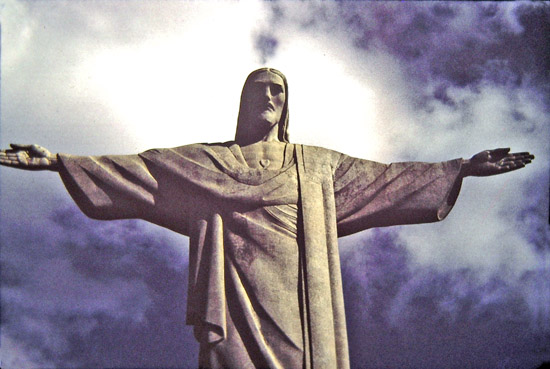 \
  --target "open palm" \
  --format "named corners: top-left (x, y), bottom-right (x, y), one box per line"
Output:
top-left (463, 148), bottom-right (534, 177)
top-left (0, 144), bottom-right (58, 171)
